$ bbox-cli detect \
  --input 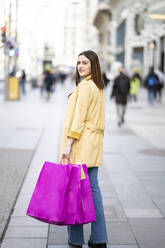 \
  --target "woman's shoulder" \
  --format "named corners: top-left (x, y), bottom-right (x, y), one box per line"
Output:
top-left (78, 78), bottom-right (93, 90)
